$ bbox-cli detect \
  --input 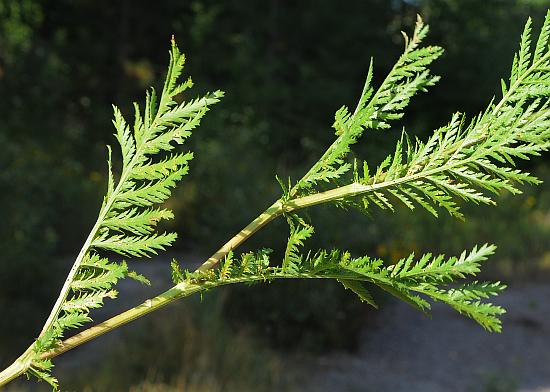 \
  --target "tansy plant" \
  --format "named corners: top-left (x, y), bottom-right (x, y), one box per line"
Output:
top-left (2, 13), bottom-right (550, 389)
